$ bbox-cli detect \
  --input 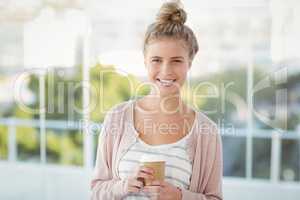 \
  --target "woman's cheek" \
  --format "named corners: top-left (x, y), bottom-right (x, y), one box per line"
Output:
top-left (149, 68), bottom-right (158, 79)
